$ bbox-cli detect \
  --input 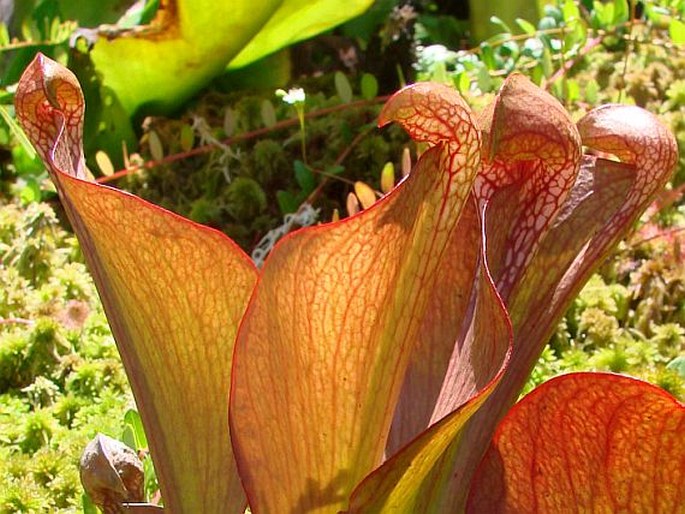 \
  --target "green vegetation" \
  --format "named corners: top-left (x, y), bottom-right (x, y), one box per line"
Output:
top-left (0, 202), bottom-right (132, 511)
top-left (0, 0), bottom-right (684, 511)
